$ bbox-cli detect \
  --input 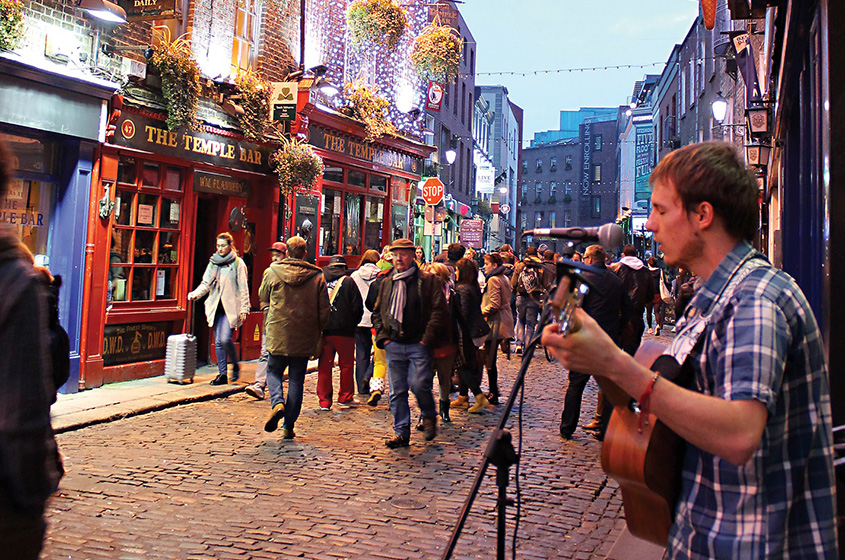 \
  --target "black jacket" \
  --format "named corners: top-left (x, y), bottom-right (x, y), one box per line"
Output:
top-left (581, 263), bottom-right (632, 344)
top-left (614, 262), bottom-right (654, 310)
top-left (323, 267), bottom-right (363, 337)
top-left (372, 265), bottom-right (449, 348)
